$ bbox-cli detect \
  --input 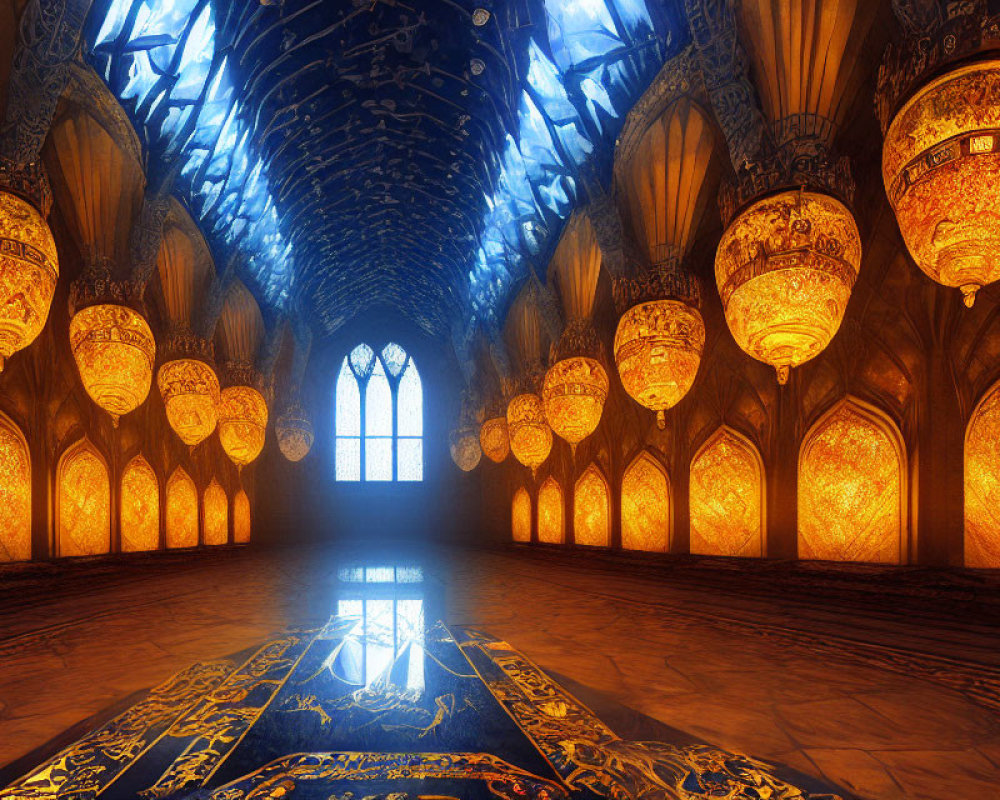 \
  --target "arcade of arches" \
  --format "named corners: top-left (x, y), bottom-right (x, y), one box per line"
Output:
top-left (2, 0), bottom-right (1000, 798)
